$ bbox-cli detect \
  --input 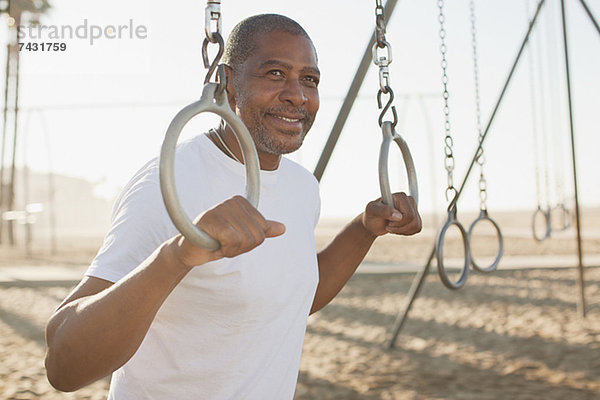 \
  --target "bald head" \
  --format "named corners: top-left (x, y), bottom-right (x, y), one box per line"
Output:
top-left (222, 14), bottom-right (317, 72)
